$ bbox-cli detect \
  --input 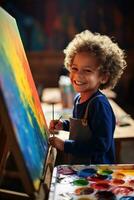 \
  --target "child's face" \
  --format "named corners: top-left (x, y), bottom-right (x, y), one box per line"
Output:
top-left (70, 52), bottom-right (105, 99)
